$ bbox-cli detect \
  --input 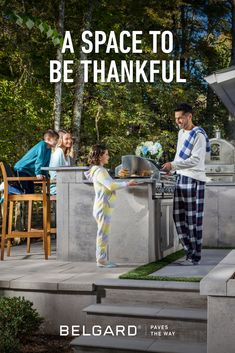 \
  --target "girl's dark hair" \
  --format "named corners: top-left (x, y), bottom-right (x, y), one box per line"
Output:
top-left (89, 143), bottom-right (107, 165)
